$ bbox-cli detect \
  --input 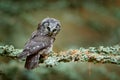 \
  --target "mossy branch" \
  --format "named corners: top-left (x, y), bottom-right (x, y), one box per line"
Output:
top-left (0, 45), bottom-right (120, 66)
top-left (0, 45), bottom-right (22, 59)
